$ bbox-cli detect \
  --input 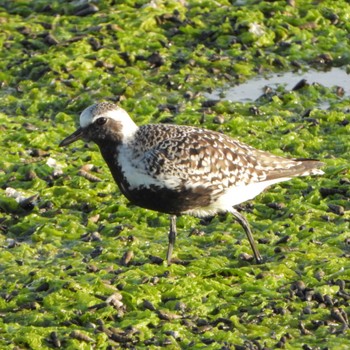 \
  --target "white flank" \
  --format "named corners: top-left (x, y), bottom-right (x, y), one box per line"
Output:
top-left (184, 177), bottom-right (291, 217)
